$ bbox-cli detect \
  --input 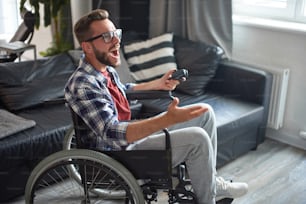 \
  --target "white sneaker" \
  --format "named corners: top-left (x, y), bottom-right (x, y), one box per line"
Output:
top-left (216, 177), bottom-right (248, 201)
